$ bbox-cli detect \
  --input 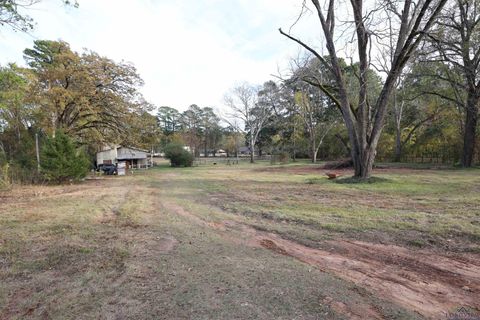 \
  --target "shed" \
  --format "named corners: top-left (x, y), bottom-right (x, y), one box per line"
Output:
top-left (96, 146), bottom-right (151, 169)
